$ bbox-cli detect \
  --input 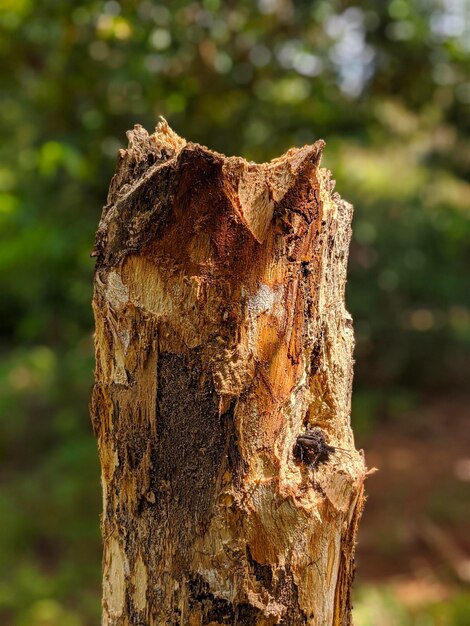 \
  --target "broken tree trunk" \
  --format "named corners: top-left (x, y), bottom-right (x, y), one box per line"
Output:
top-left (91, 120), bottom-right (366, 626)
